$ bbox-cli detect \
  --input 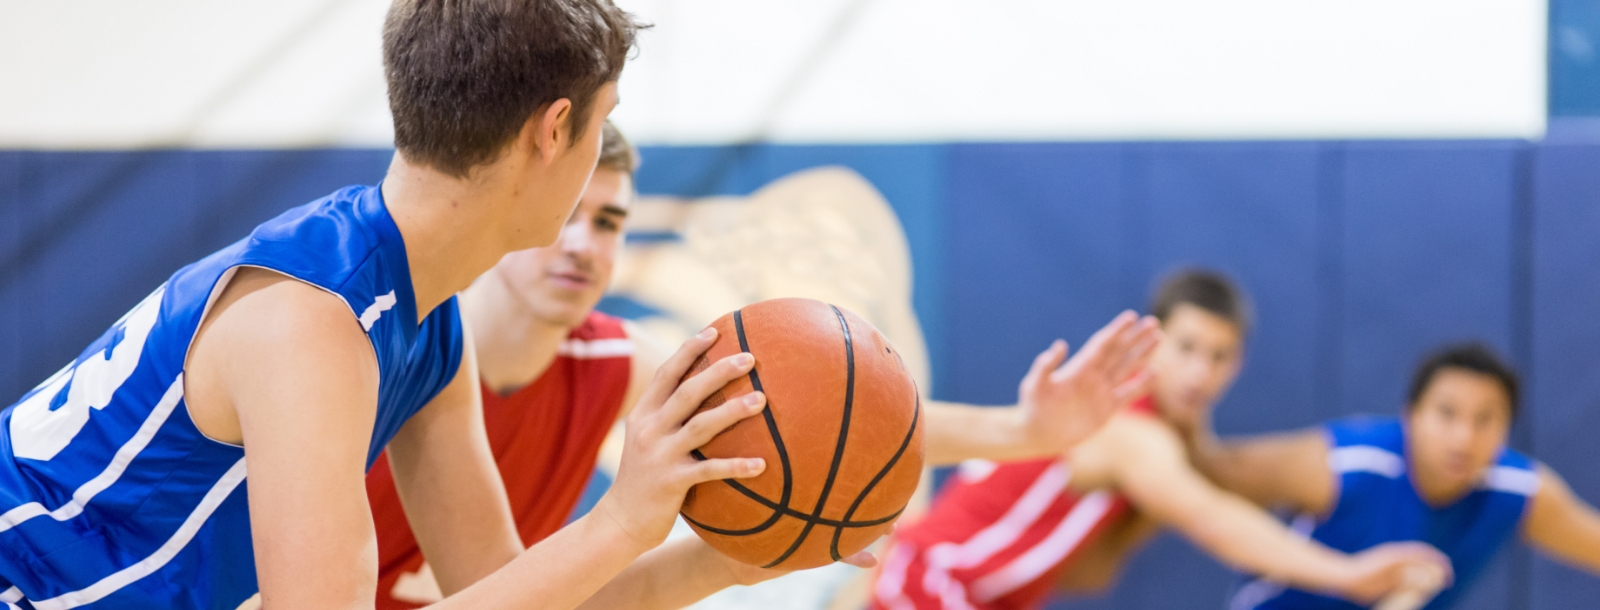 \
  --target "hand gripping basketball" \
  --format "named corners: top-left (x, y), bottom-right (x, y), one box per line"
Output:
top-left (678, 299), bottom-right (925, 570)
top-left (591, 325), bottom-right (774, 553)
